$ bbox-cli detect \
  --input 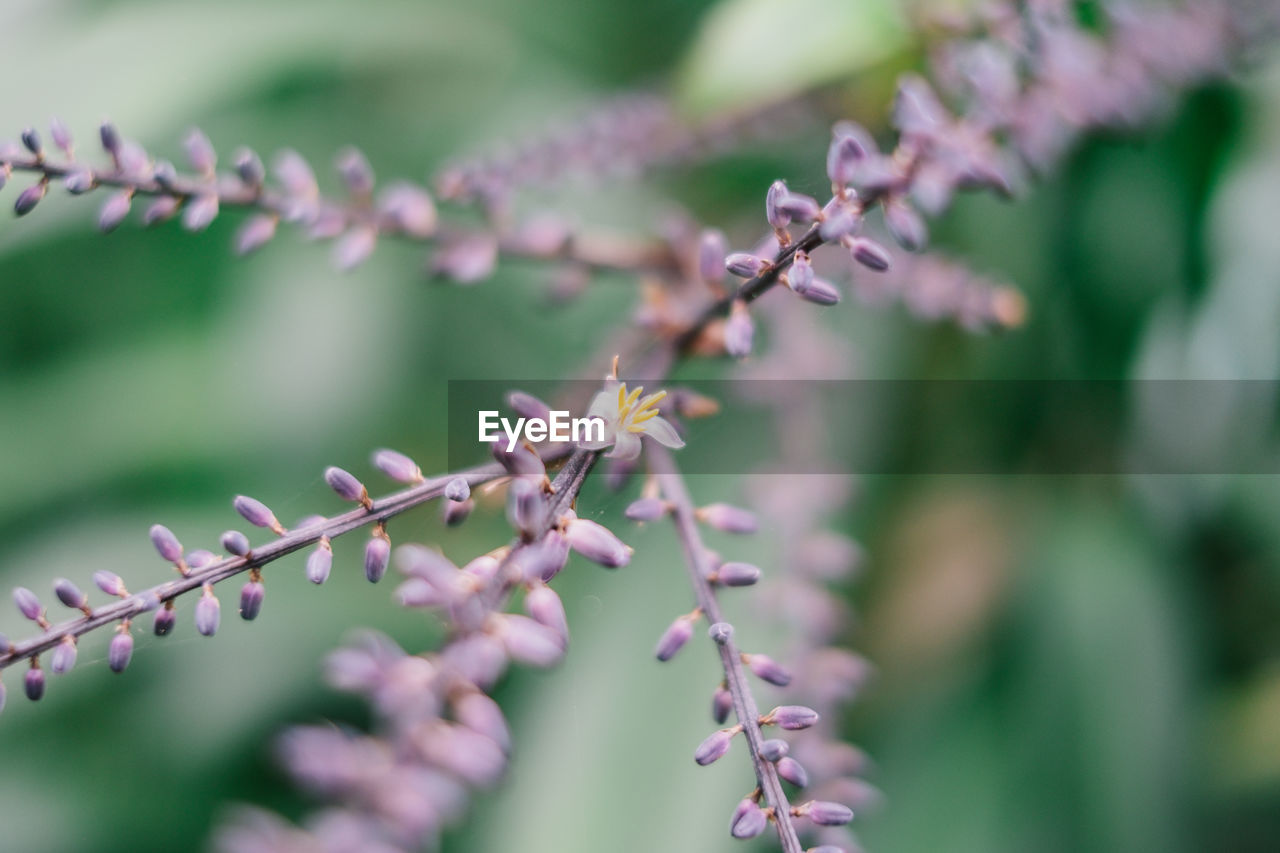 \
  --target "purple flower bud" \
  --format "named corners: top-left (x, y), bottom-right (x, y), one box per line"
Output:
top-left (14, 182), bottom-right (47, 216)
top-left (712, 686), bottom-right (733, 724)
top-left (454, 690), bottom-right (511, 752)
top-left (514, 533), bottom-right (569, 583)
top-left (187, 549), bottom-right (217, 569)
top-left (699, 229), bottom-right (728, 285)
top-left (777, 756), bottom-right (809, 787)
top-left (893, 74), bottom-right (948, 139)
top-left (24, 667), bottom-right (44, 701)
top-left (655, 615), bottom-right (694, 662)
top-left (50, 118), bottom-right (72, 154)
top-left (235, 214), bottom-right (277, 255)
top-left (624, 497), bottom-right (668, 522)
top-left (333, 226), bottom-right (377, 271)
top-left (372, 448), bottom-right (423, 483)
top-left (377, 182), bottom-right (437, 238)
top-left (153, 159), bottom-right (177, 188)
top-left (183, 129), bottom-right (216, 174)
top-left (149, 523), bottom-right (184, 563)
top-left (99, 122), bottom-right (121, 156)
top-left (153, 604), bottom-right (176, 636)
top-left (770, 704), bottom-right (820, 730)
top-left (233, 495), bottom-right (283, 533)
top-left (51, 636), bottom-right (77, 674)
top-left (444, 477), bottom-right (471, 503)
top-left (395, 577), bottom-right (445, 608)
top-left (747, 654), bottom-right (793, 686)
top-left (53, 579), bottom-right (86, 611)
top-left (182, 193), bottom-right (219, 232)
top-left (498, 615), bottom-right (565, 668)
top-left (884, 198), bottom-right (927, 251)
top-left (820, 204), bottom-right (861, 241)
top-left (301, 540), bottom-right (331, 584)
top-left (805, 801), bottom-right (854, 826)
top-left (94, 191), bottom-right (132, 232)
top-left (777, 191), bottom-right (822, 222)
top-left (502, 392), bottom-right (550, 426)
top-left (828, 125), bottom-right (873, 185)
top-left (93, 570), bottom-right (127, 598)
top-left (142, 196), bottom-right (180, 226)
top-left (221, 529), bottom-right (251, 557)
top-left (564, 518), bottom-right (632, 568)
top-left (492, 441), bottom-right (546, 480)
top-left (234, 147), bottom-right (265, 187)
top-left (432, 234), bottom-right (498, 284)
top-left (506, 478), bottom-right (546, 537)
top-left (766, 179), bottom-right (791, 230)
top-left (239, 580), bottom-right (265, 620)
top-left (524, 584), bottom-right (568, 642)
top-left (849, 237), bottom-right (892, 272)
top-left (716, 562), bottom-right (762, 587)
top-left (365, 536), bottom-right (391, 583)
top-left (13, 587), bottom-right (41, 622)
top-left (195, 585), bottom-right (220, 636)
top-left (324, 466), bottom-right (368, 504)
top-left (787, 253), bottom-right (815, 295)
top-left (709, 622), bottom-right (734, 645)
top-left (798, 277), bottom-right (840, 306)
top-left (64, 167), bottom-right (95, 195)
top-left (20, 128), bottom-right (42, 156)
top-left (730, 799), bottom-right (768, 839)
top-left (725, 253), bottom-right (770, 279)
top-left (695, 728), bottom-right (735, 765)
top-left (108, 629), bottom-right (134, 673)
top-left (698, 503), bottom-right (759, 534)
top-left (336, 147), bottom-right (375, 196)
top-left (724, 301), bottom-right (754, 359)
top-left (760, 738), bottom-right (789, 762)
top-left (443, 497), bottom-right (474, 527)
